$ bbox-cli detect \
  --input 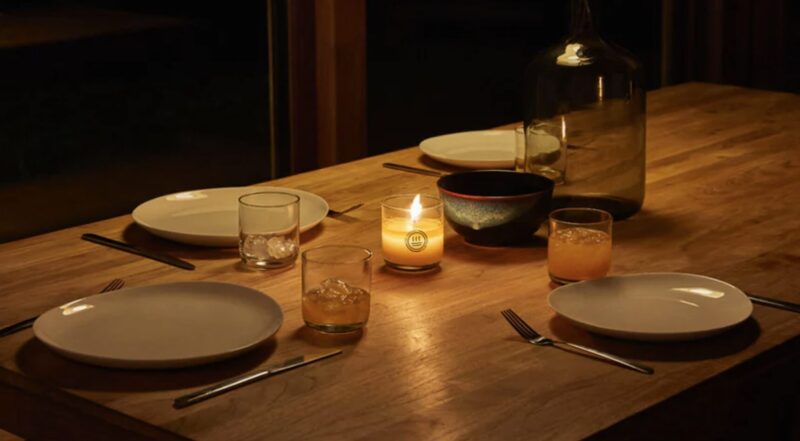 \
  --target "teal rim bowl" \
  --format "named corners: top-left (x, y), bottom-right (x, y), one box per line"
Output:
top-left (436, 170), bottom-right (554, 246)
